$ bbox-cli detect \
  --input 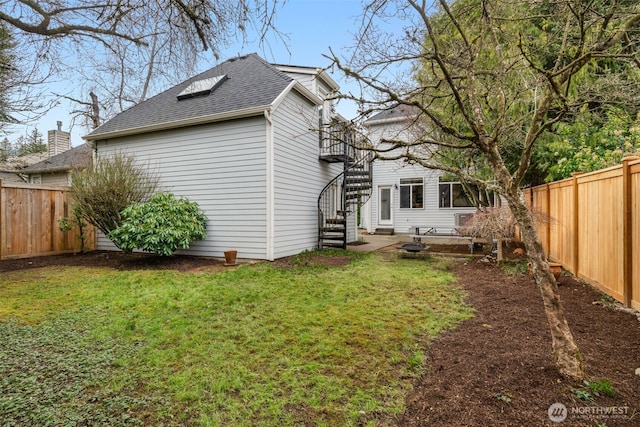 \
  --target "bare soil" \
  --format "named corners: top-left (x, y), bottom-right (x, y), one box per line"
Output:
top-left (1, 249), bottom-right (639, 426)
